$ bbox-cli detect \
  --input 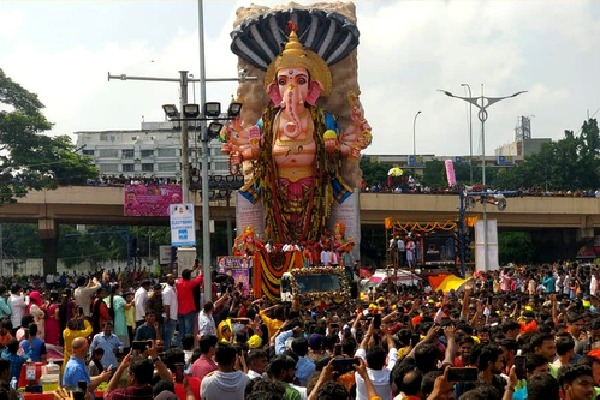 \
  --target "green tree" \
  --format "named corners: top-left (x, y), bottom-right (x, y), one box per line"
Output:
top-left (360, 156), bottom-right (392, 187)
top-left (0, 68), bottom-right (98, 203)
top-left (494, 119), bottom-right (600, 191)
top-left (421, 160), bottom-right (446, 187)
top-left (0, 223), bottom-right (43, 259)
top-left (498, 231), bottom-right (536, 264)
